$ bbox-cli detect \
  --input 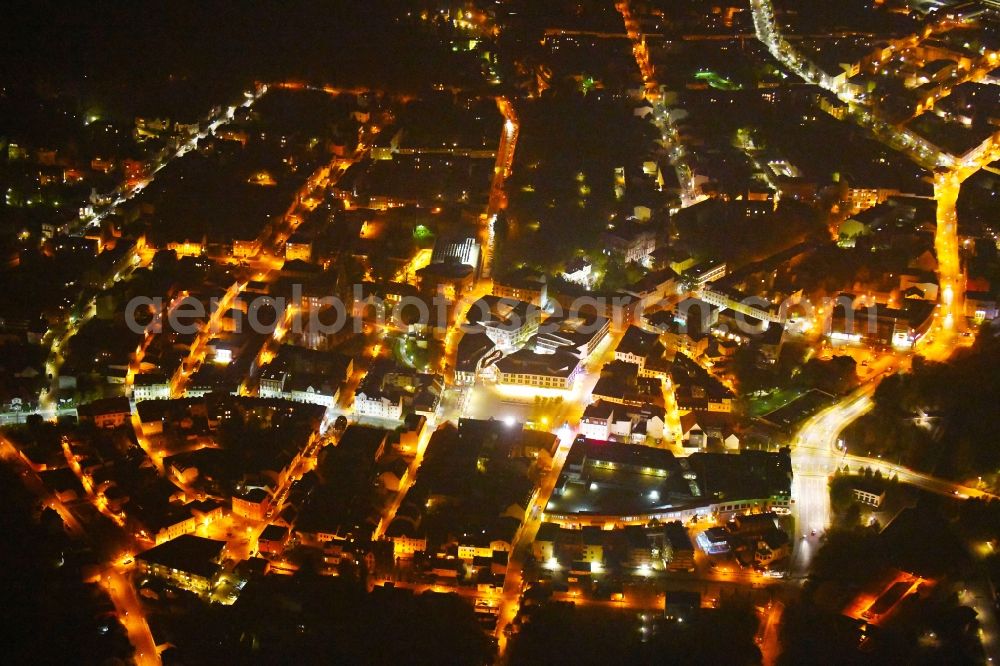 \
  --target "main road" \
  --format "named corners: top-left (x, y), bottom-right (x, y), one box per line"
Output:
top-left (617, 0), bottom-right (704, 207)
top-left (482, 96), bottom-right (519, 279)
top-left (789, 373), bottom-right (997, 576)
top-left (1, 434), bottom-right (160, 665)
top-left (748, 0), bottom-right (1000, 355)
top-left (494, 424), bottom-right (578, 653)
top-left (170, 145), bottom-right (365, 397)
top-left (40, 87), bottom-right (267, 415)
